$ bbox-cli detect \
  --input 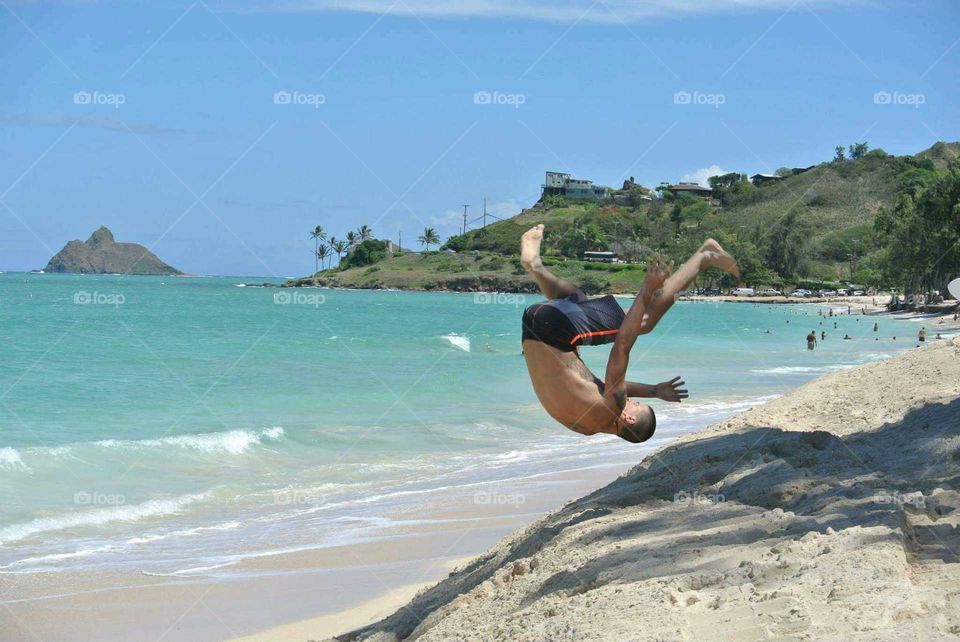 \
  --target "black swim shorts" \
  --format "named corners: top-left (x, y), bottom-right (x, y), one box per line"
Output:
top-left (521, 291), bottom-right (626, 352)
